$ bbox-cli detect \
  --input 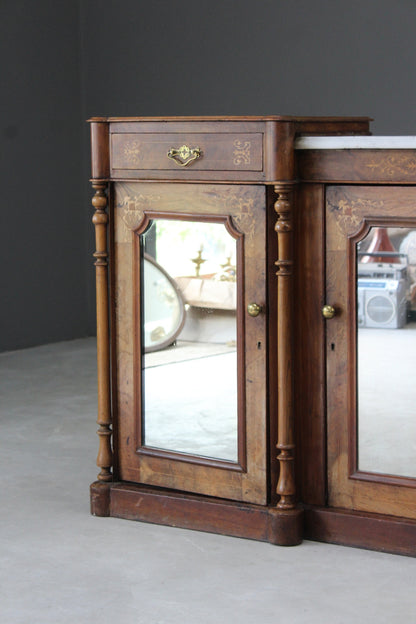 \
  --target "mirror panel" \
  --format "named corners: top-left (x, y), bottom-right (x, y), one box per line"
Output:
top-left (140, 218), bottom-right (239, 462)
top-left (357, 226), bottom-right (416, 478)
